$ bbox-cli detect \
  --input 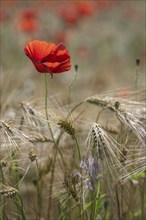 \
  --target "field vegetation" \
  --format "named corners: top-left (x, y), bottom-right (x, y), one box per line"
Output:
top-left (0, 1), bottom-right (145, 220)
